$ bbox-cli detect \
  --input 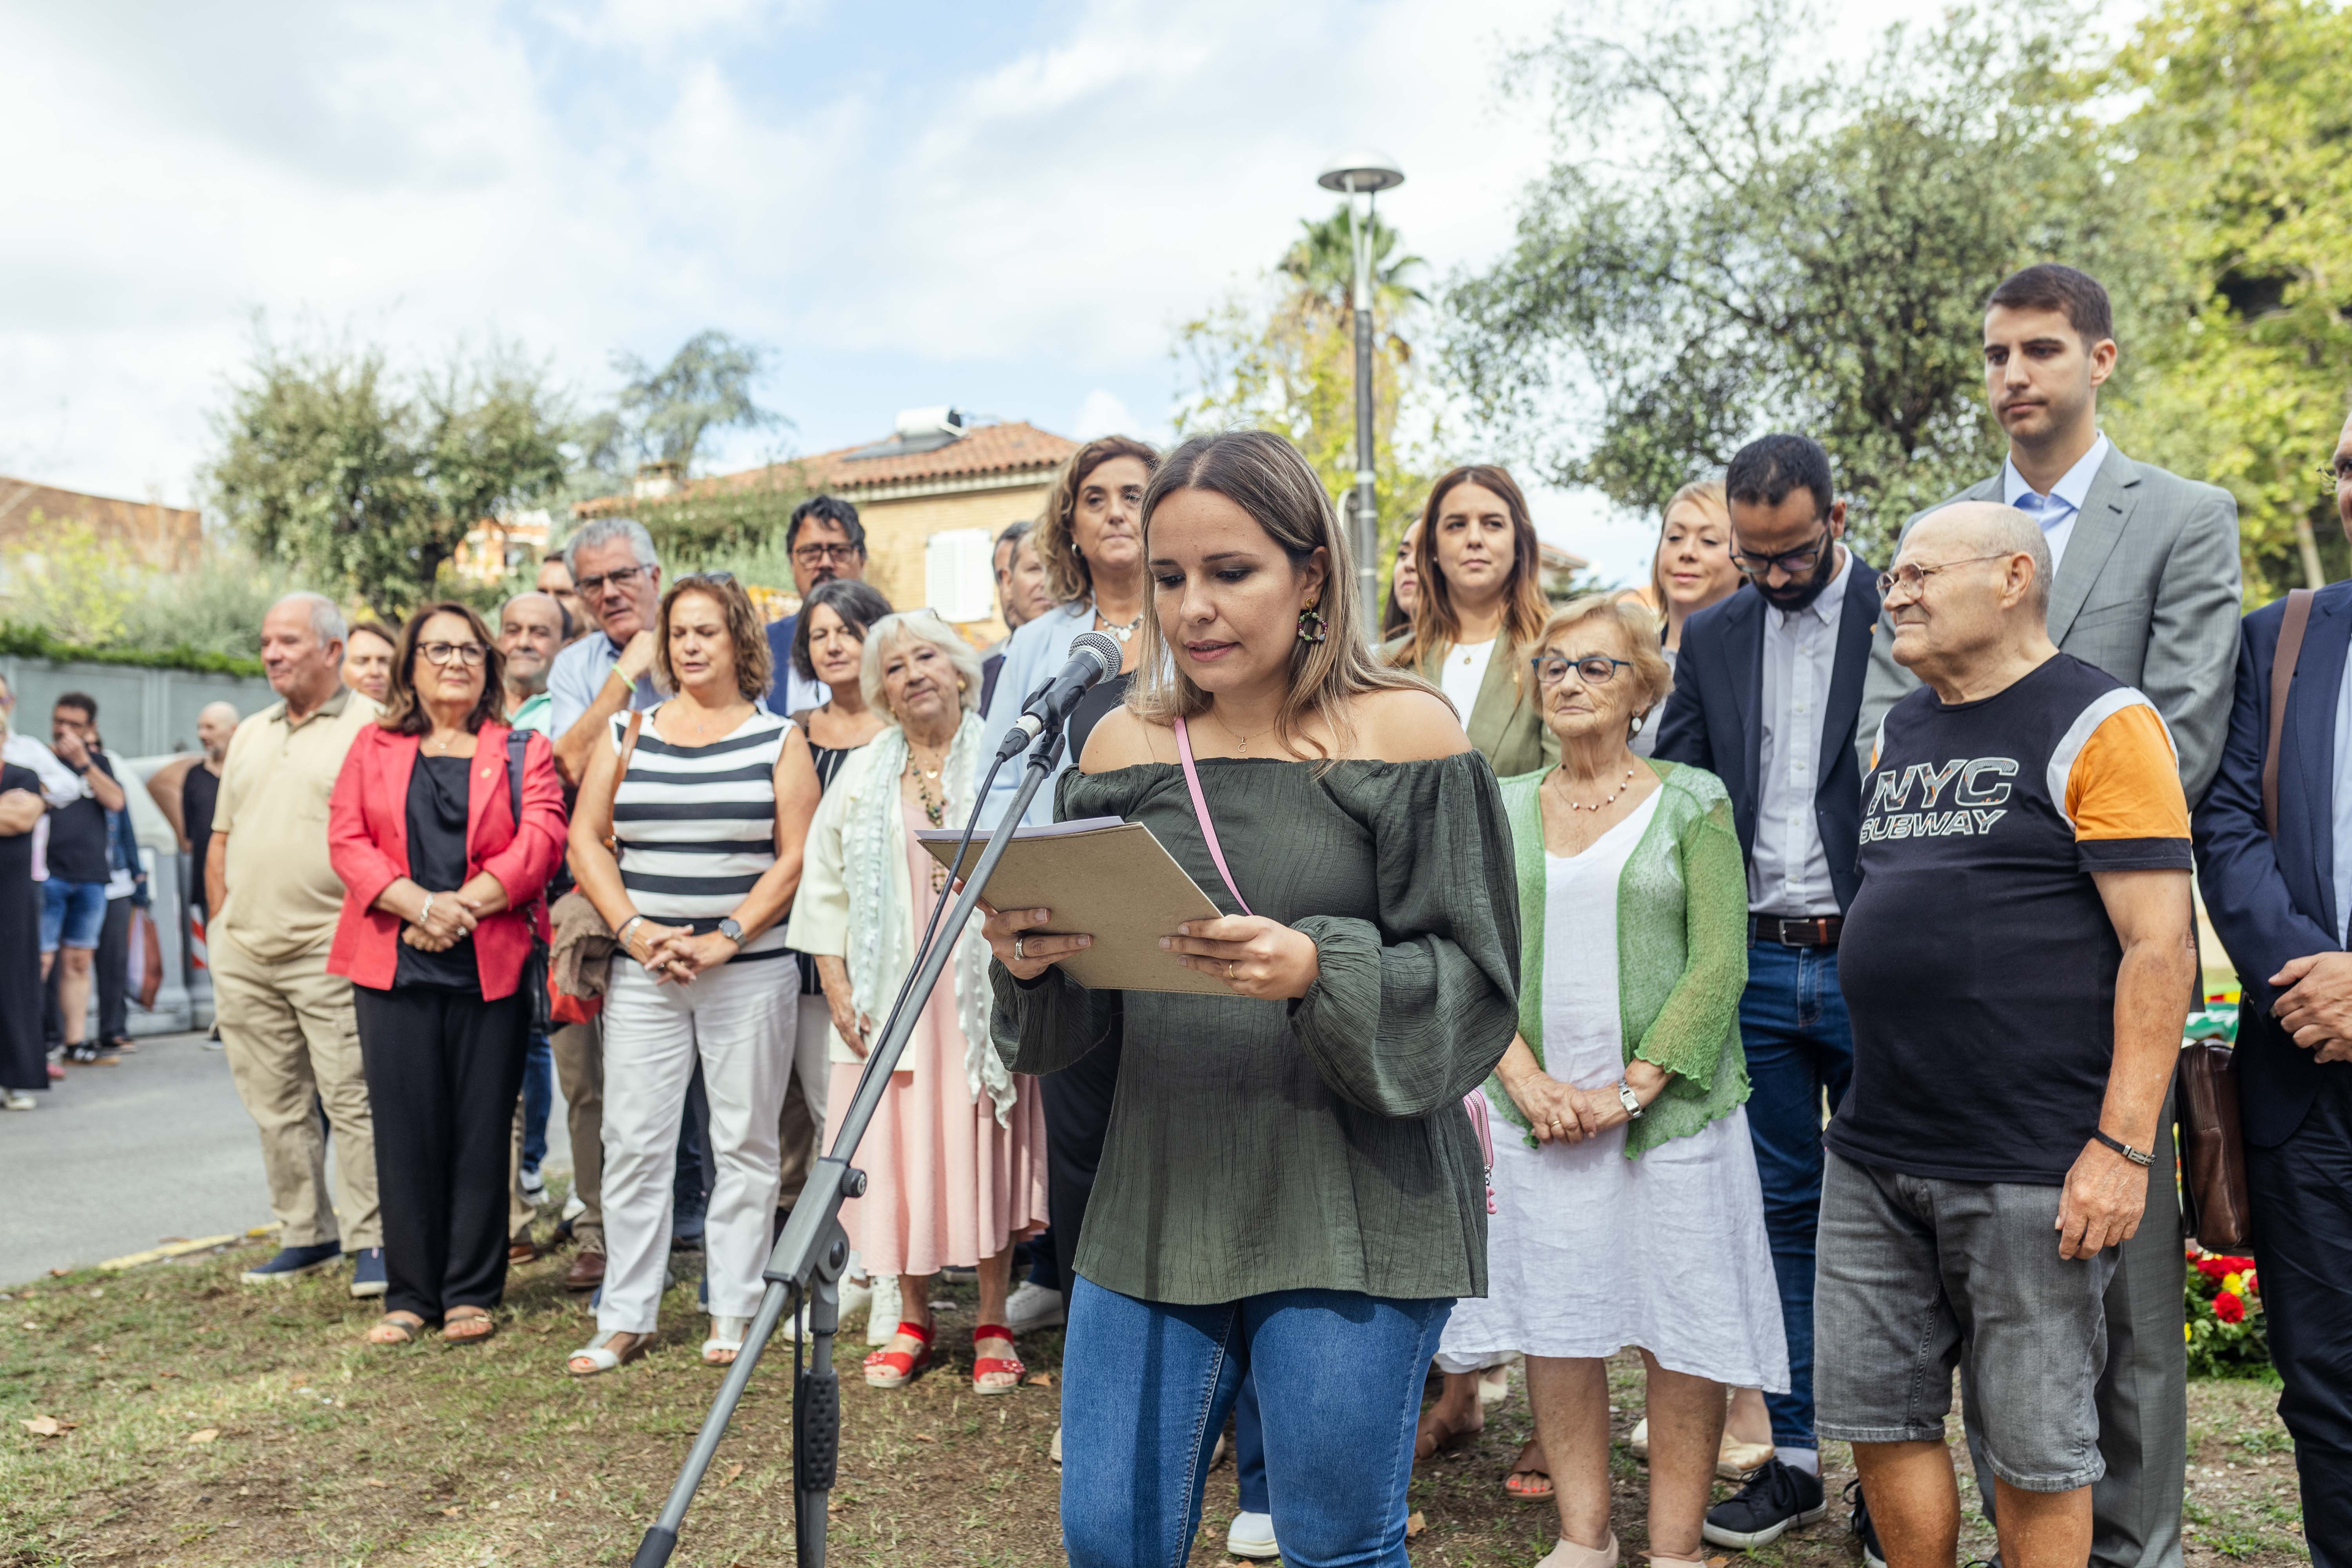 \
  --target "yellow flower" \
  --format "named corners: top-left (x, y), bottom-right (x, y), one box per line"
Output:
top-left (2222, 1272), bottom-right (2245, 1296)
top-left (2184, 1323), bottom-right (2194, 1344)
